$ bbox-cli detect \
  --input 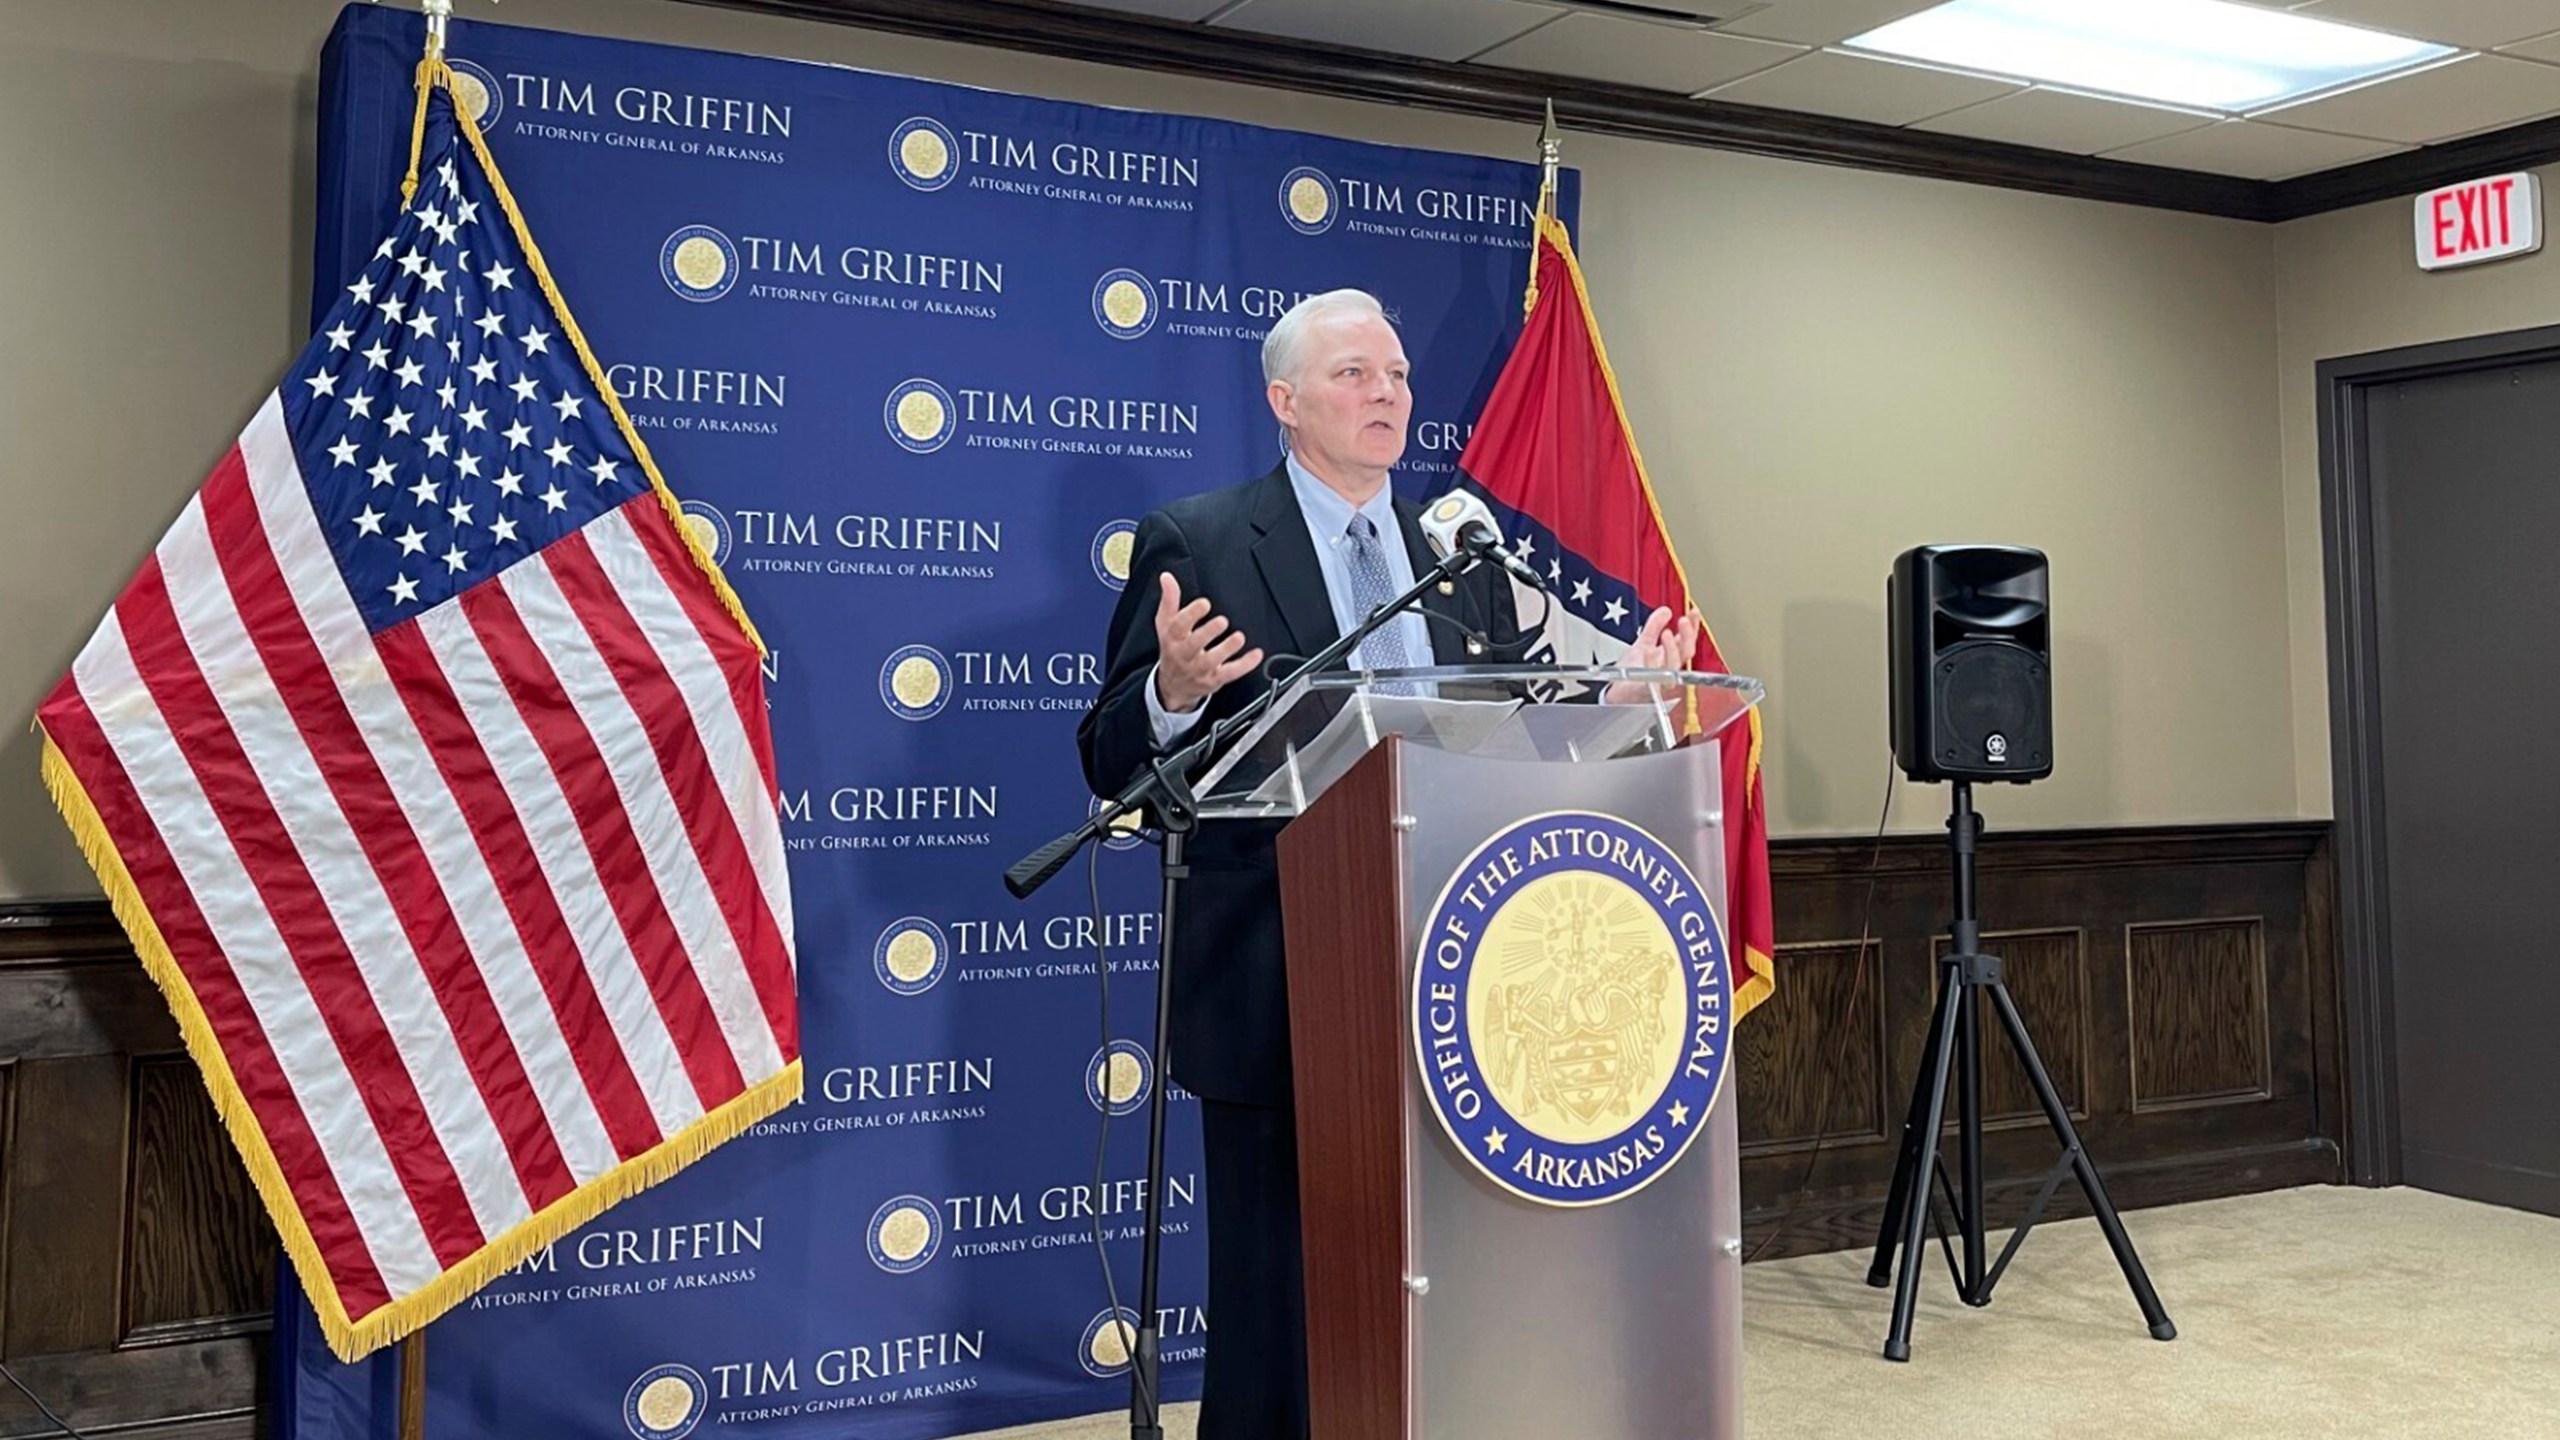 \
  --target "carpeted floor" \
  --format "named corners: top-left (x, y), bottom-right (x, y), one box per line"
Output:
top-left (959, 1185), bottom-right (2560, 1439)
